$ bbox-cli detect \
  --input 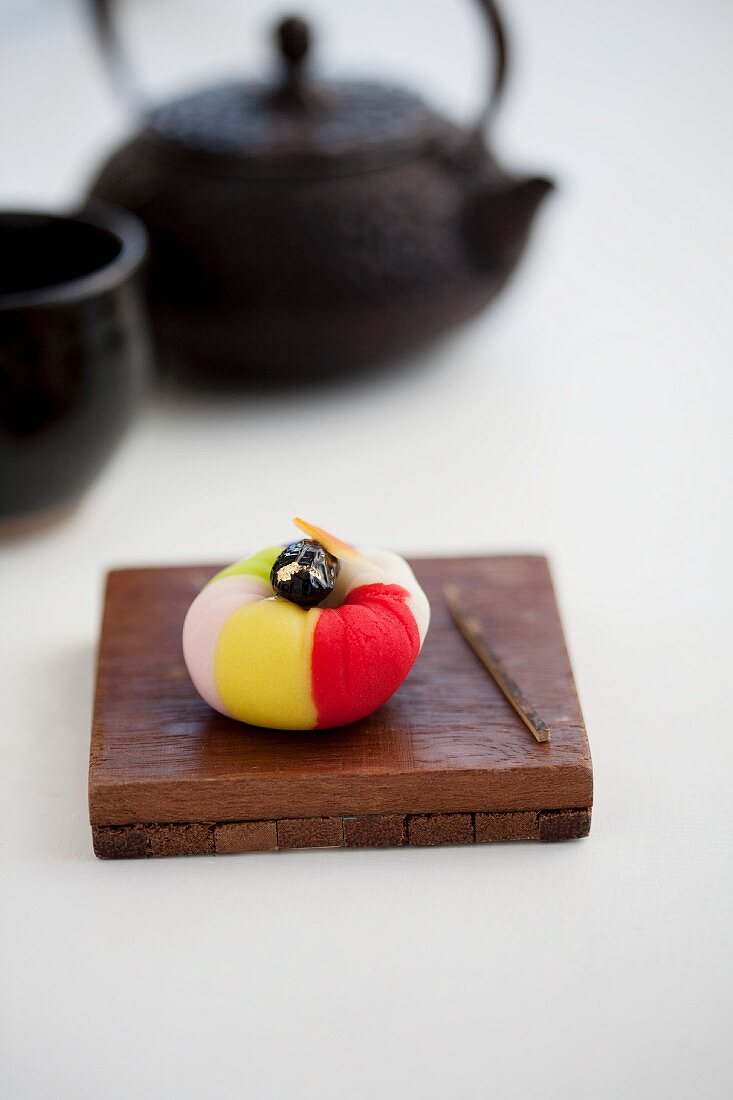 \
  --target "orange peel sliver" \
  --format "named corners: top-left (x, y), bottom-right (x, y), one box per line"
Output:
top-left (292, 517), bottom-right (365, 564)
